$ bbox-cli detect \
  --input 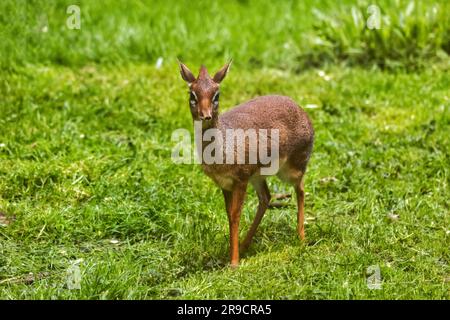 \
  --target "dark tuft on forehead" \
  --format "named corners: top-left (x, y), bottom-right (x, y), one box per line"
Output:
top-left (198, 65), bottom-right (210, 80)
